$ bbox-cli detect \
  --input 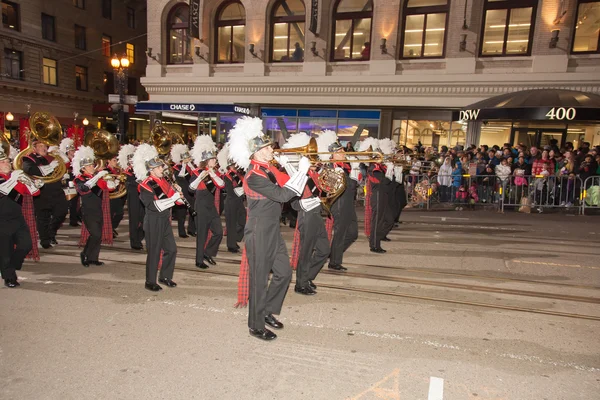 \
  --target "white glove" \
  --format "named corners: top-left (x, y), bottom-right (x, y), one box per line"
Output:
top-left (170, 192), bottom-right (181, 202)
top-left (0, 177), bottom-right (17, 195)
top-left (189, 170), bottom-right (209, 190)
top-left (350, 167), bottom-right (360, 182)
top-left (299, 197), bottom-right (321, 212)
top-left (297, 156), bottom-right (310, 175)
top-left (63, 173), bottom-right (71, 181)
top-left (154, 197), bottom-right (176, 212)
top-left (68, 181), bottom-right (74, 188)
top-left (283, 162), bottom-right (298, 177)
top-left (334, 166), bottom-right (344, 173)
top-left (106, 180), bottom-right (117, 190)
top-left (274, 155), bottom-right (289, 167)
top-left (85, 170), bottom-right (108, 188)
top-left (10, 169), bottom-right (24, 181)
top-left (394, 166), bottom-right (403, 183)
top-left (178, 166), bottom-right (187, 178)
top-left (209, 170), bottom-right (224, 187)
top-left (49, 160), bottom-right (59, 169)
top-left (39, 165), bottom-right (54, 176)
top-left (385, 164), bottom-right (394, 180)
top-left (233, 186), bottom-right (244, 197)
top-left (284, 168), bottom-right (309, 196)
